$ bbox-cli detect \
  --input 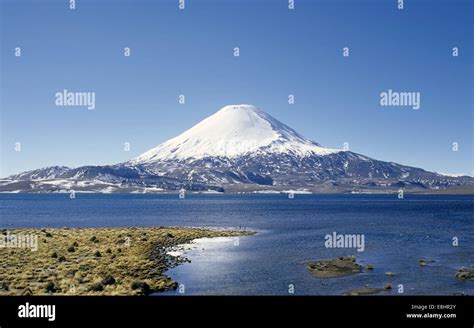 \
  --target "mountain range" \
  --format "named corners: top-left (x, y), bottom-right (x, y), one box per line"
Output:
top-left (1, 104), bottom-right (473, 193)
